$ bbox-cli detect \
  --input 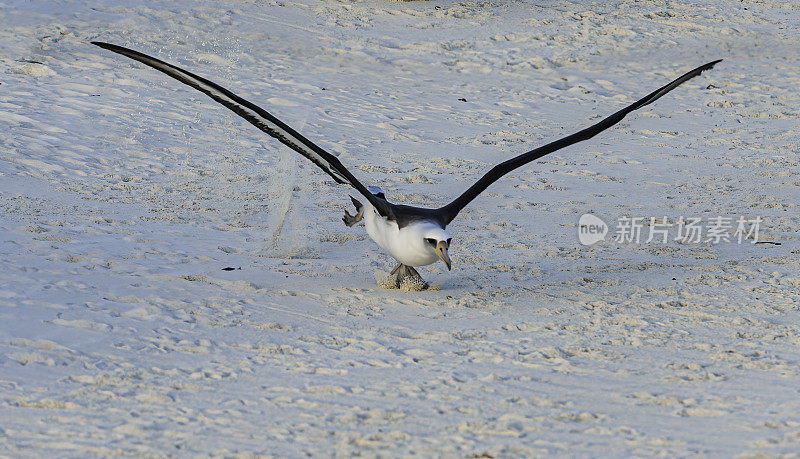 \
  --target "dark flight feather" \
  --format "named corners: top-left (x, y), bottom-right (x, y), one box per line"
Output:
top-left (92, 41), bottom-right (395, 219)
top-left (437, 59), bottom-right (722, 225)
top-left (93, 41), bottom-right (720, 230)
